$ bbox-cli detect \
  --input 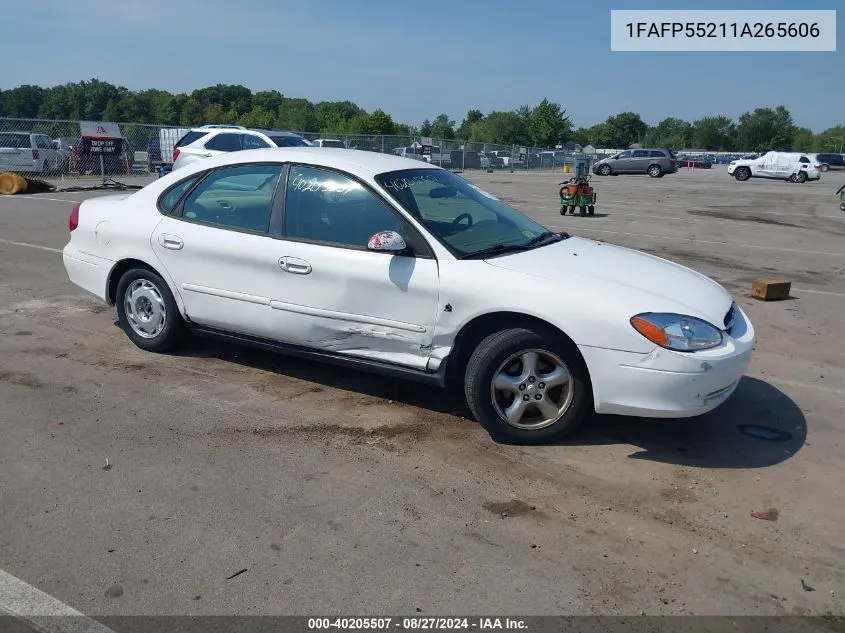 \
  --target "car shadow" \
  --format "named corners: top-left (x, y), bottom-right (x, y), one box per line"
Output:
top-left (172, 337), bottom-right (470, 417)
top-left (558, 212), bottom-right (610, 219)
top-left (562, 376), bottom-right (807, 469)
top-left (169, 335), bottom-right (806, 469)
